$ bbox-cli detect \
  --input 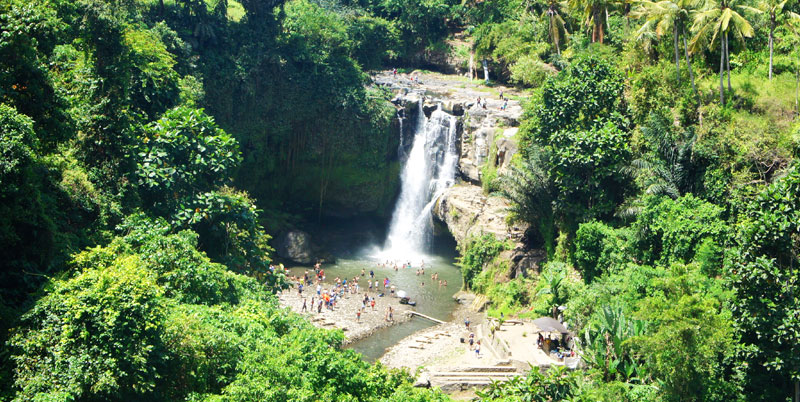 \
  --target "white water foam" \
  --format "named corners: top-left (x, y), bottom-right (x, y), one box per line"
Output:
top-left (381, 102), bottom-right (459, 260)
